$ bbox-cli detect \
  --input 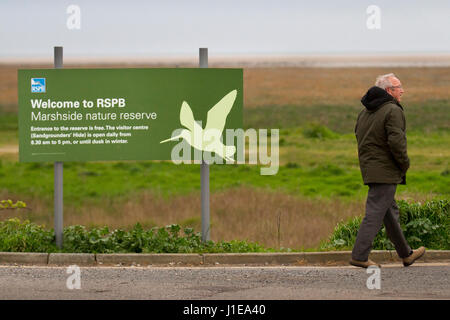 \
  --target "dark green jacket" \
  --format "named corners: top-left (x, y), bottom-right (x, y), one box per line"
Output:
top-left (355, 86), bottom-right (410, 185)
